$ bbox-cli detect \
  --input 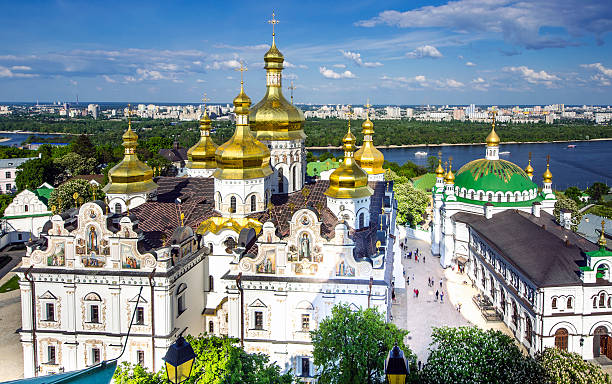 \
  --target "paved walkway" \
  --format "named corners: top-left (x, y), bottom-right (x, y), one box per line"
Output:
top-left (391, 237), bottom-right (516, 364)
top-left (0, 268), bottom-right (23, 381)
